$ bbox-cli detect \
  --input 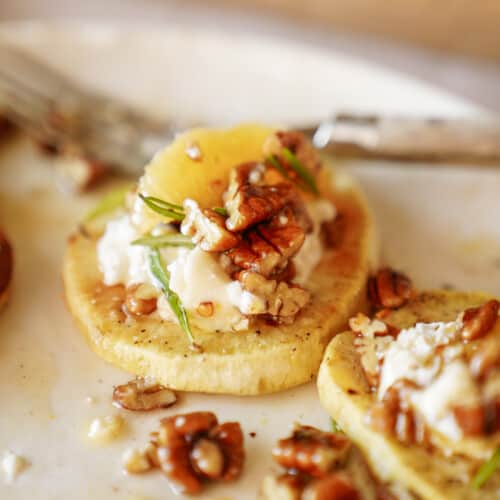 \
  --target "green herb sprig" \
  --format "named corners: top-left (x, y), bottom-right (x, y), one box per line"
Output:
top-left (213, 207), bottom-right (229, 217)
top-left (471, 447), bottom-right (500, 489)
top-left (132, 233), bottom-right (195, 249)
top-left (139, 194), bottom-right (185, 221)
top-left (84, 184), bottom-right (132, 223)
top-left (149, 248), bottom-right (195, 345)
top-left (330, 418), bottom-right (344, 434)
top-left (281, 148), bottom-right (319, 195)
